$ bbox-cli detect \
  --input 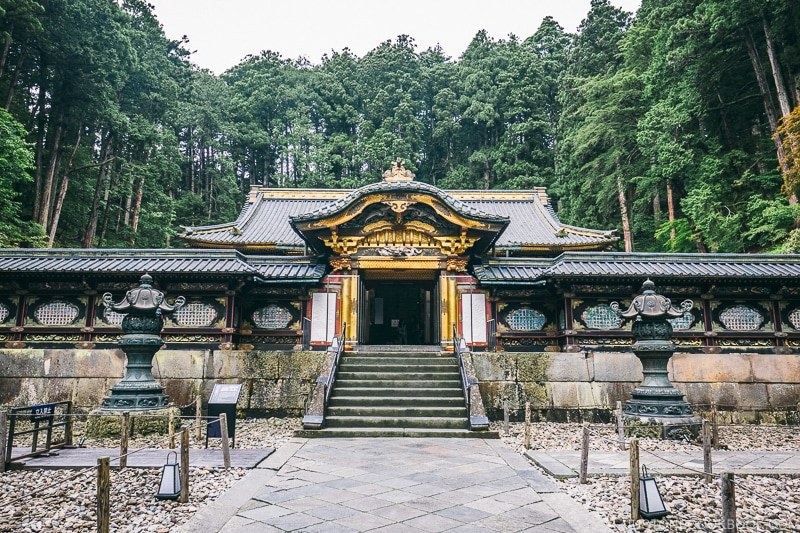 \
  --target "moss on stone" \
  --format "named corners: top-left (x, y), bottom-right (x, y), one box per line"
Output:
top-left (84, 408), bottom-right (178, 439)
